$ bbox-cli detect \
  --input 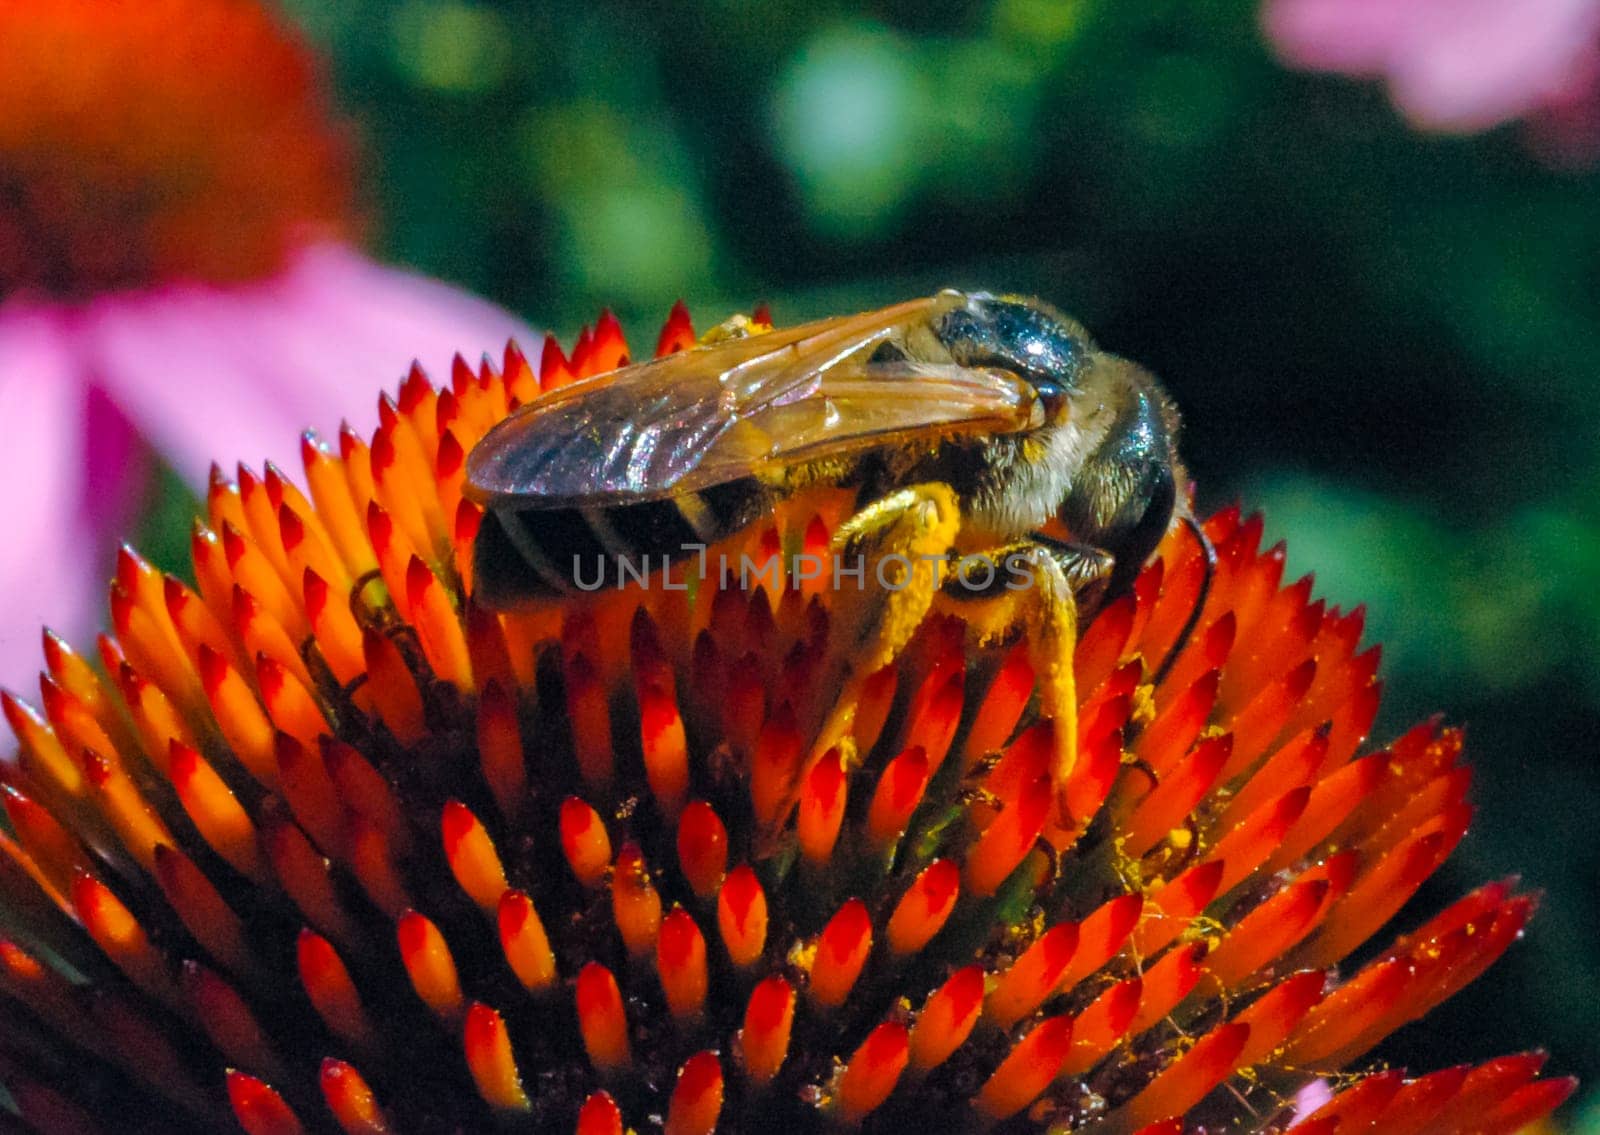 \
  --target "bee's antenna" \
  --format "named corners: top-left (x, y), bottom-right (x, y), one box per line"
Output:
top-left (1151, 515), bottom-right (1217, 687)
